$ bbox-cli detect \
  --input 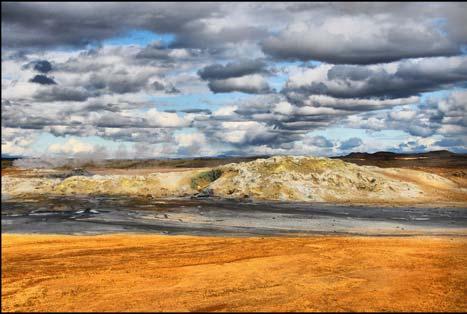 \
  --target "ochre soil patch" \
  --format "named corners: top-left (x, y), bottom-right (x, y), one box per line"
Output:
top-left (2, 234), bottom-right (466, 312)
